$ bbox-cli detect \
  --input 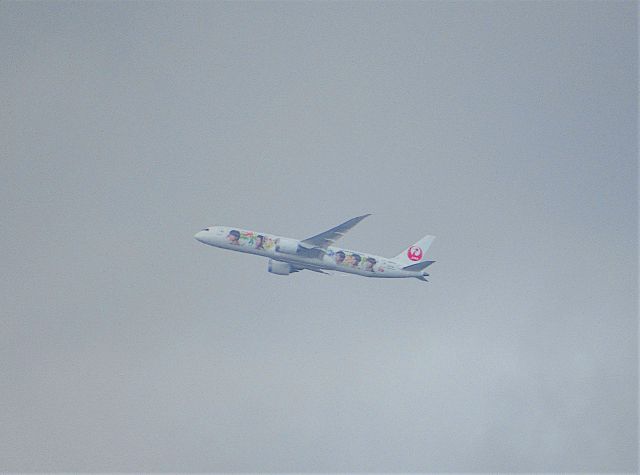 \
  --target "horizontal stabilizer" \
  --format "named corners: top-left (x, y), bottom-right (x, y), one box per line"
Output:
top-left (402, 260), bottom-right (435, 271)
